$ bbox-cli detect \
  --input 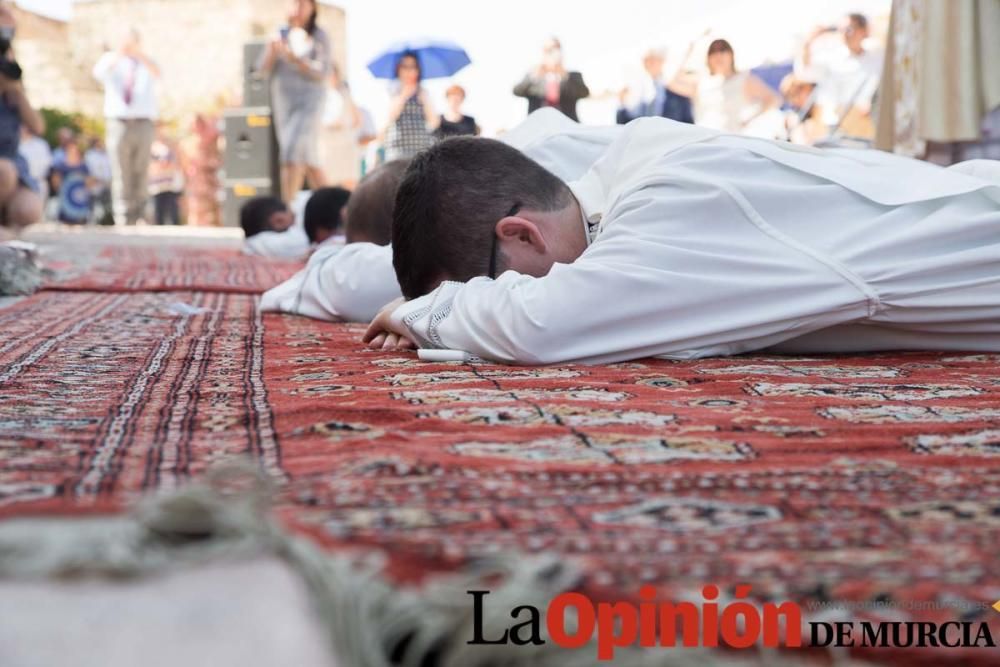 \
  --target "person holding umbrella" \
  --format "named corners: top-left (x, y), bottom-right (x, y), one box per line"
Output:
top-left (381, 53), bottom-right (437, 161)
top-left (367, 40), bottom-right (471, 162)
